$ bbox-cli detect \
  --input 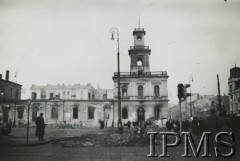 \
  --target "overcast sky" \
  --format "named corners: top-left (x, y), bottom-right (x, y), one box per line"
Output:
top-left (0, 0), bottom-right (240, 104)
